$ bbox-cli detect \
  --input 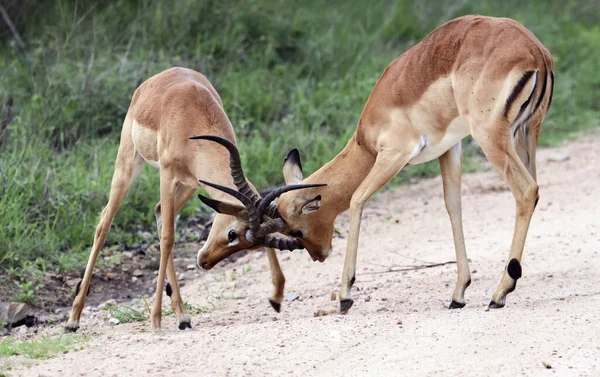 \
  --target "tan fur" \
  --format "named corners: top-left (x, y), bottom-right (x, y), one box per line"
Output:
top-left (274, 15), bottom-right (555, 310)
top-left (66, 67), bottom-right (285, 331)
